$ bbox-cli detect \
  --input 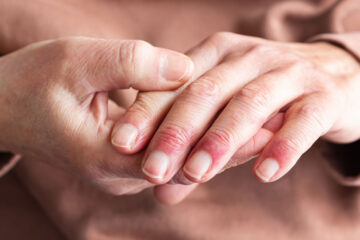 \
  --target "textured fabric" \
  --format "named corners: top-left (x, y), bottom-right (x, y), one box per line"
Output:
top-left (1, 0), bottom-right (360, 239)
